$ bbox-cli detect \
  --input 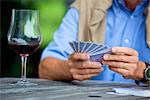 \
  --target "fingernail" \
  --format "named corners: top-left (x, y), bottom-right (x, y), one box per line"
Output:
top-left (98, 63), bottom-right (102, 67)
top-left (86, 54), bottom-right (90, 59)
top-left (112, 47), bottom-right (116, 53)
top-left (103, 54), bottom-right (109, 60)
top-left (100, 67), bottom-right (104, 71)
top-left (101, 60), bottom-right (105, 64)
